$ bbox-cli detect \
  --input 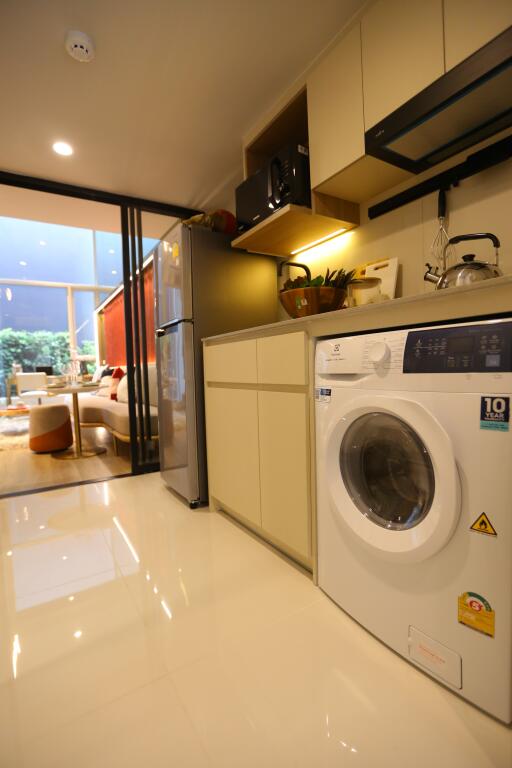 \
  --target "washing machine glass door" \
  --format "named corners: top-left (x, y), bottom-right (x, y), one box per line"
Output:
top-left (326, 396), bottom-right (460, 562)
top-left (340, 412), bottom-right (435, 532)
